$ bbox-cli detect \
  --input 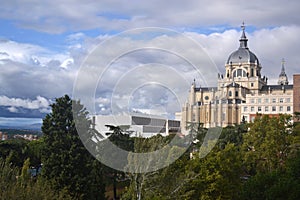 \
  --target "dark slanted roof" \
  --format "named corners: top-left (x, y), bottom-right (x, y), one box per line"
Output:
top-left (226, 82), bottom-right (240, 88)
top-left (195, 87), bottom-right (217, 92)
top-left (261, 84), bottom-right (293, 91)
